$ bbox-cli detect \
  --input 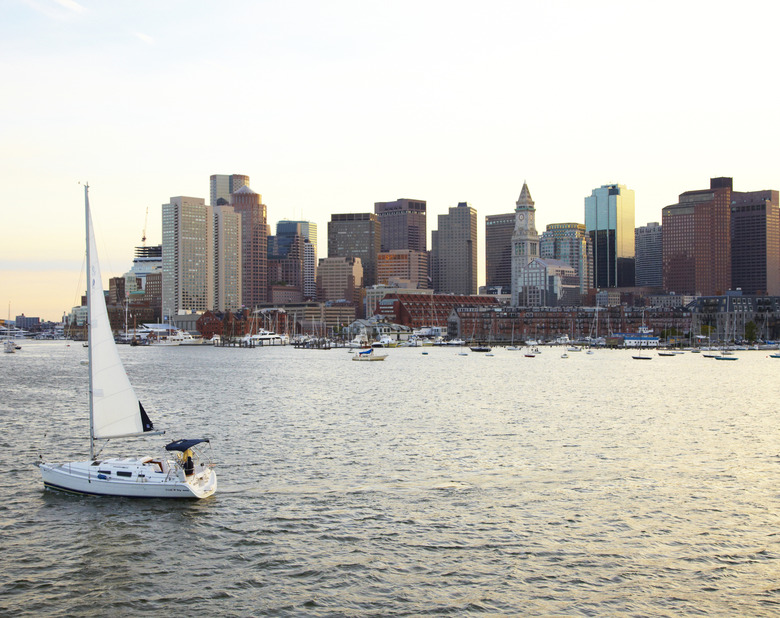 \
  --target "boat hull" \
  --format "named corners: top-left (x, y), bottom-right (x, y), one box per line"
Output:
top-left (39, 459), bottom-right (217, 499)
